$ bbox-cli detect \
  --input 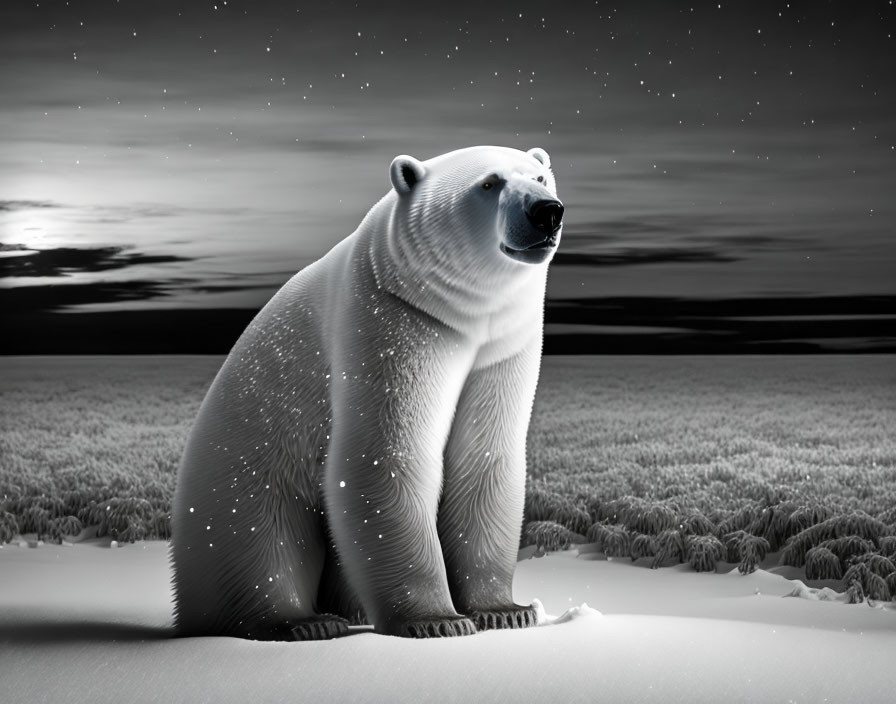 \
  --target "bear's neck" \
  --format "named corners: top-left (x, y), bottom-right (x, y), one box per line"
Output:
top-left (365, 199), bottom-right (548, 335)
